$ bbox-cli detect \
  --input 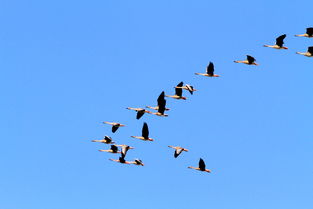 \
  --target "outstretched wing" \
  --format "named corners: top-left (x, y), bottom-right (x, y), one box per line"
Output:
top-left (111, 145), bottom-right (118, 153)
top-left (276, 34), bottom-right (286, 47)
top-left (247, 55), bottom-right (255, 64)
top-left (175, 82), bottom-right (183, 97)
top-left (104, 135), bottom-right (112, 143)
top-left (308, 46), bottom-right (313, 54)
top-left (186, 84), bottom-right (194, 95)
top-left (306, 27), bottom-right (313, 36)
top-left (206, 62), bottom-right (214, 76)
top-left (112, 125), bottom-right (119, 133)
top-left (136, 109), bottom-right (145, 120)
top-left (199, 158), bottom-right (206, 171)
top-left (158, 99), bottom-right (166, 115)
top-left (174, 148), bottom-right (183, 158)
top-left (142, 122), bottom-right (149, 139)
top-left (121, 145), bottom-right (130, 157)
top-left (157, 91), bottom-right (165, 105)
